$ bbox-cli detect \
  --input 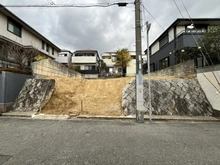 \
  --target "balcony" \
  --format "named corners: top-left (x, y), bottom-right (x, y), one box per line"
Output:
top-left (72, 56), bottom-right (97, 64)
